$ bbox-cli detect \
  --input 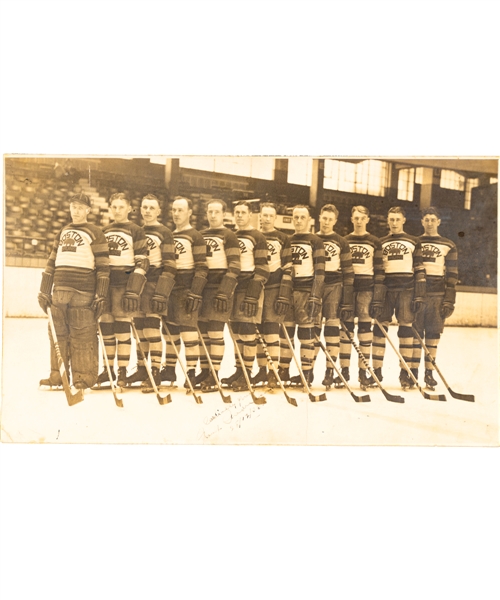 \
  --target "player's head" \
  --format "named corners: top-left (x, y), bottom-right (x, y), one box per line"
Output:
top-left (260, 202), bottom-right (277, 231)
top-left (292, 205), bottom-right (310, 234)
top-left (141, 194), bottom-right (162, 225)
top-left (109, 192), bottom-right (131, 223)
top-left (351, 205), bottom-right (370, 232)
top-left (206, 199), bottom-right (226, 228)
top-left (421, 206), bottom-right (441, 235)
top-left (69, 192), bottom-right (91, 224)
top-left (319, 203), bottom-right (339, 234)
top-left (234, 201), bottom-right (252, 230)
top-left (172, 196), bottom-right (193, 229)
top-left (387, 206), bottom-right (406, 234)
